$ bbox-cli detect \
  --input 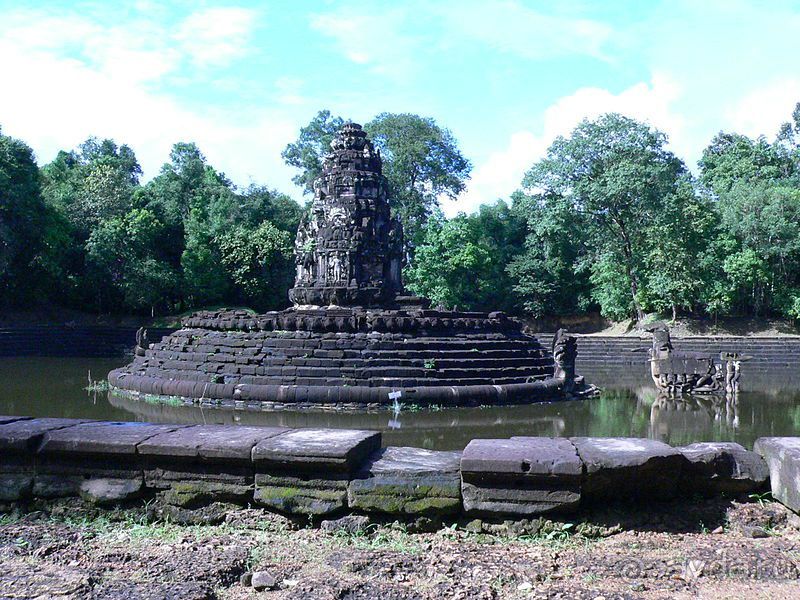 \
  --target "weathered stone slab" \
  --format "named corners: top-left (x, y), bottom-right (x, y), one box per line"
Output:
top-left (254, 472), bottom-right (349, 516)
top-left (40, 421), bottom-right (188, 456)
top-left (0, 416), bottom-right (31, 425)
top-left (138, 425), bottom-right (288, 460)
top-left (464, 437), bottom-right (582, 480)
top-left (79, 477), bottom-right (143, 505)
top-left (0, 418), bottom-right (90, 452)
top-left (754, 437), bottom-right (800, 513)
top-left (0, 474), bottom-right (33, 501)
top-left (252, 428), bottom-right (381, 472)
top-left (570, 437), bottom-right (686, 501)
top-left (349, 446), bottom-right (462, 516)
top-left (461, 438), bottom-right (582, 516)
top-left (678, 442), bottom-right (768, 494)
